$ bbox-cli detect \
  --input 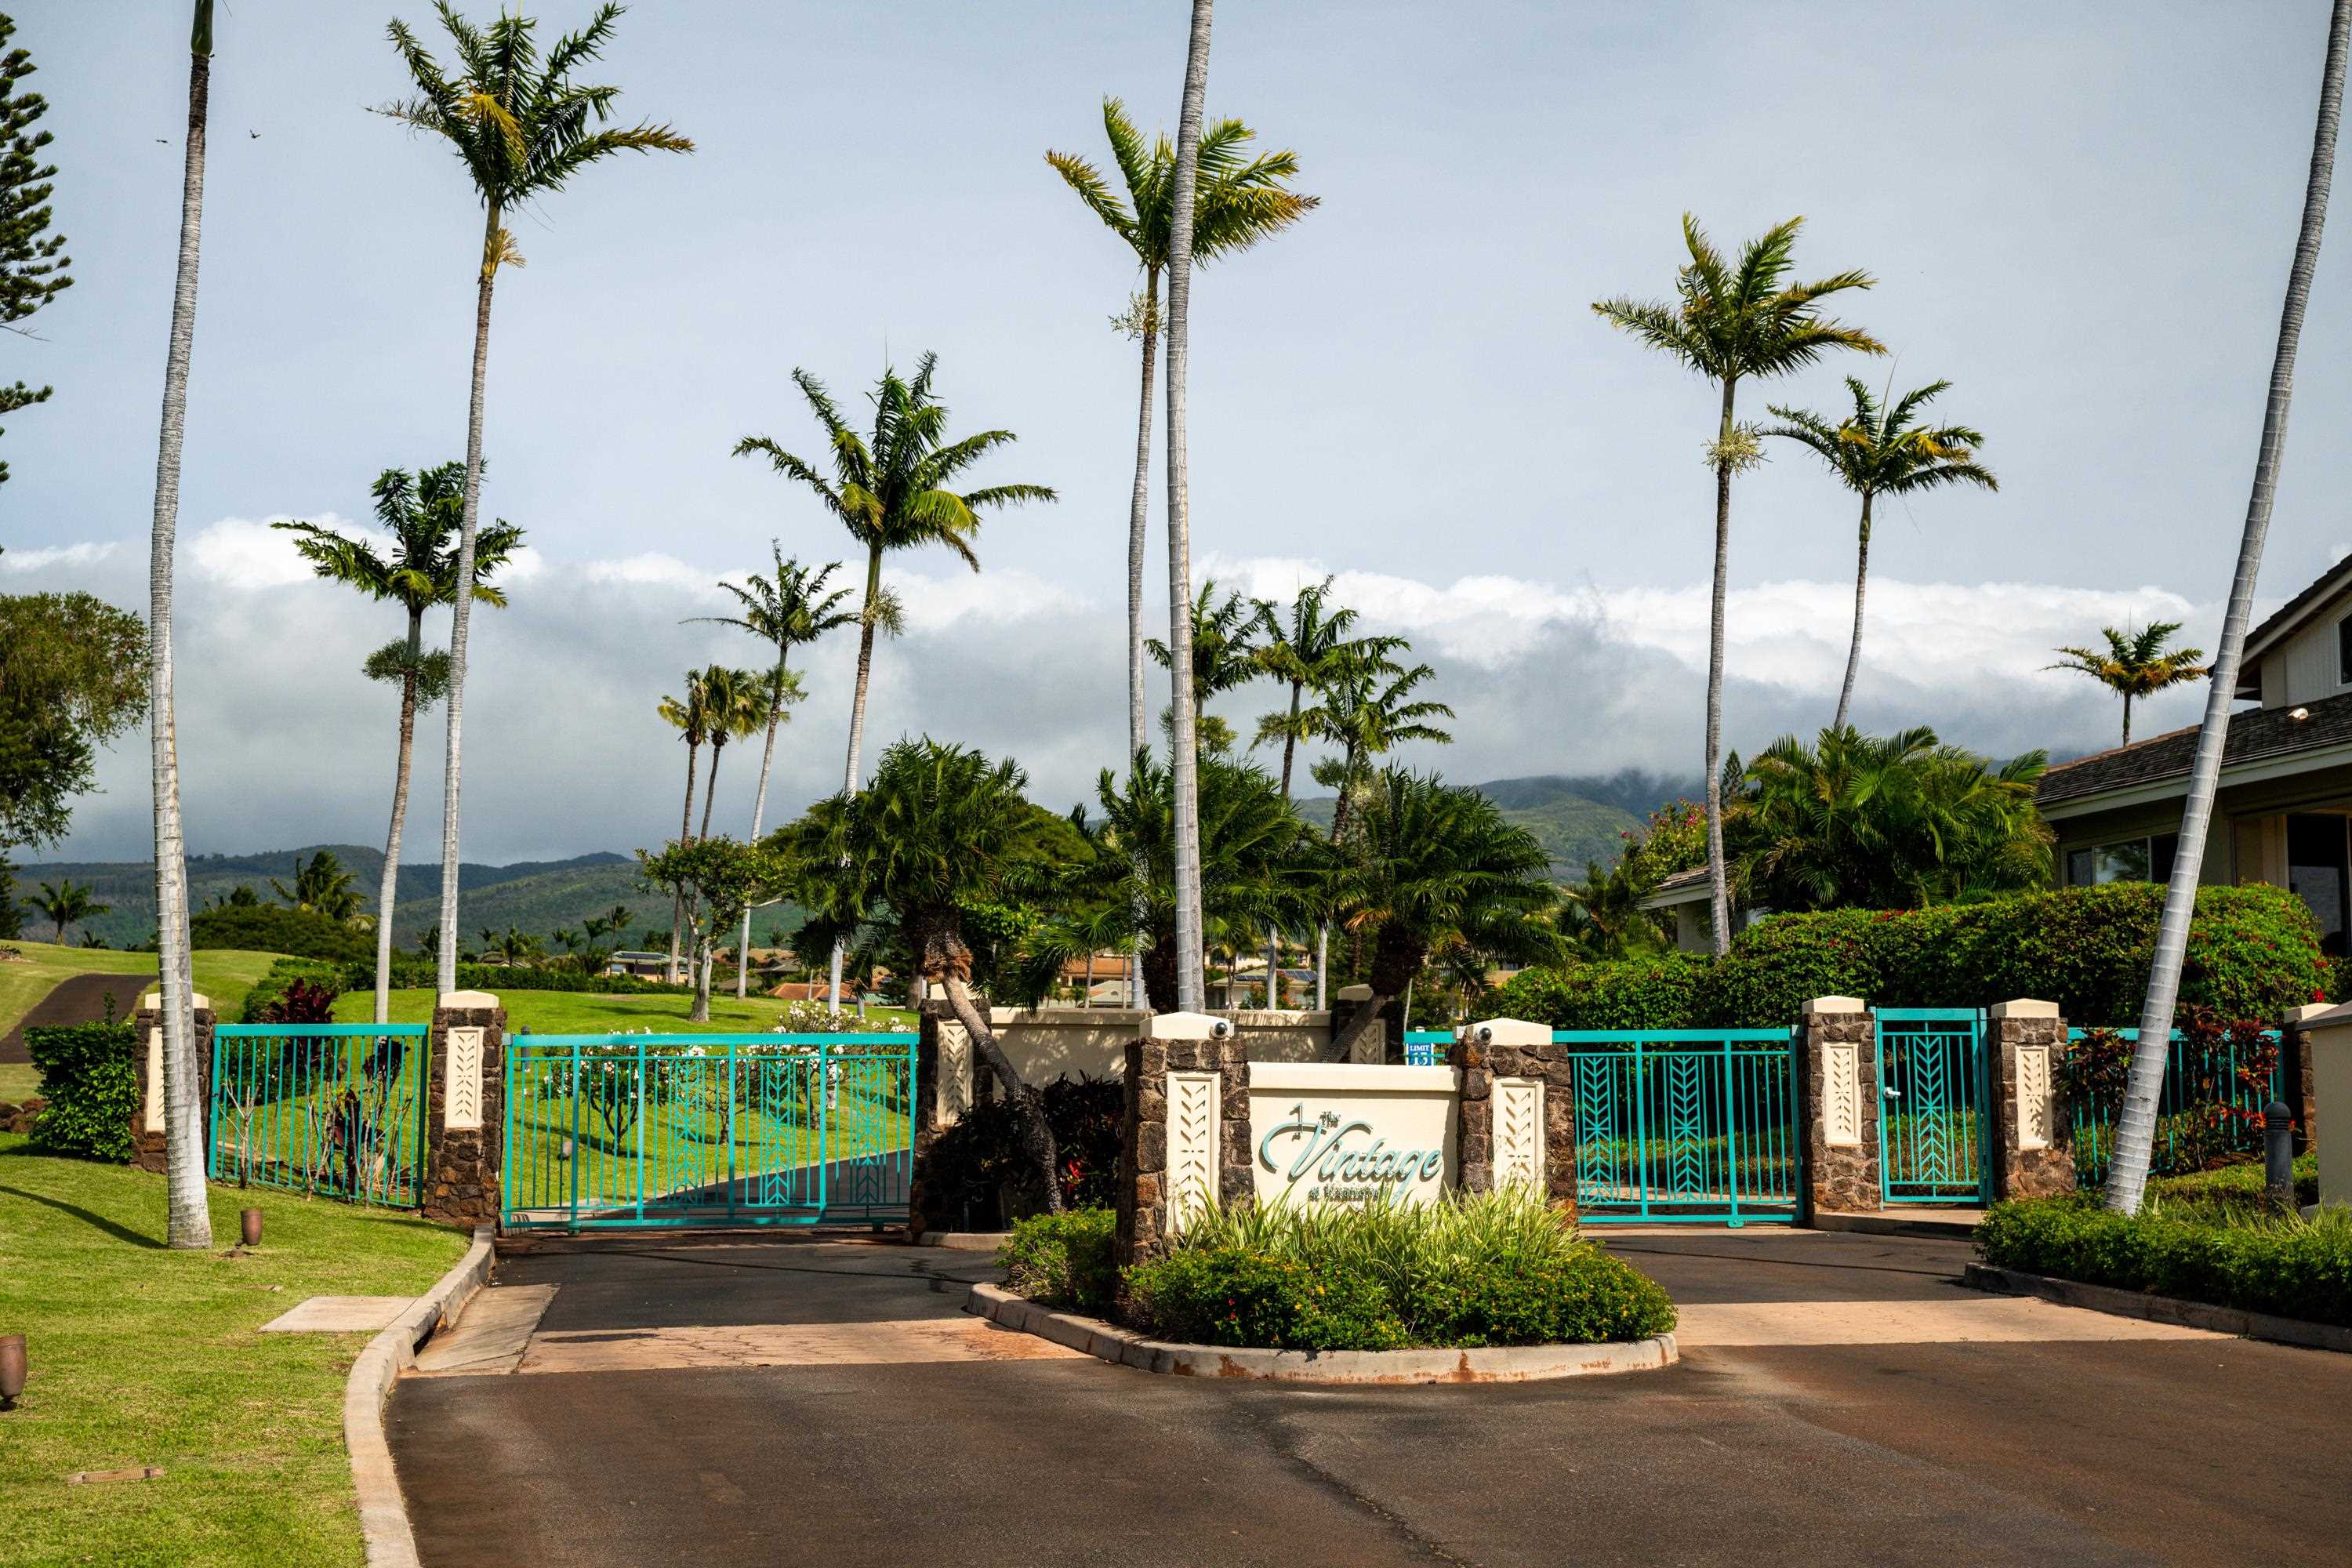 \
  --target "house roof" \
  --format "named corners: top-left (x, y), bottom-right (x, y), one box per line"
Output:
top-left (2036, 687), bottom-right (2352, 806)
top-left (1637, 865), bottom-right (1715, 909)
top-left (2237, 555), bottom-right (2352, 699)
